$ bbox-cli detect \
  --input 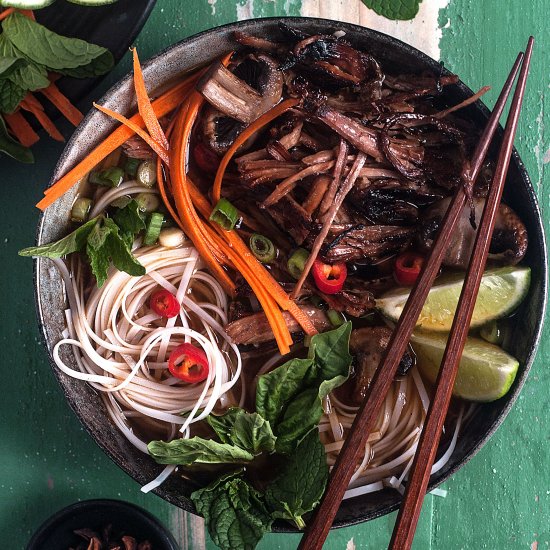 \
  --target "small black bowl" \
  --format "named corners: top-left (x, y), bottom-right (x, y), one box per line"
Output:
top-left (26, 499), bottom-right (179, 550)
